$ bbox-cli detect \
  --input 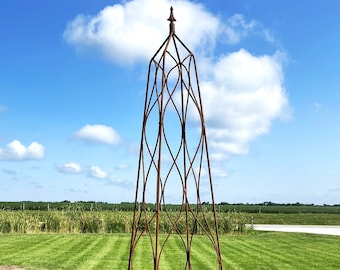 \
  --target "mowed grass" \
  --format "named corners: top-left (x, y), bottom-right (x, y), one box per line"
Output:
top-left (1, 232), bottom-right (340, 269)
